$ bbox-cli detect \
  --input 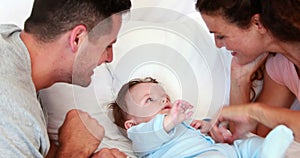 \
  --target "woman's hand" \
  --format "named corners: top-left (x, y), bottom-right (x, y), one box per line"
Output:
top-left (230, 52), bottom-right (269, 105)
top-left (212, 104), bottom-right (258, 143)
top-left (231, 52), bottom-right (269, 81)
top-left (208, 123), bottom-right (233, 143)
